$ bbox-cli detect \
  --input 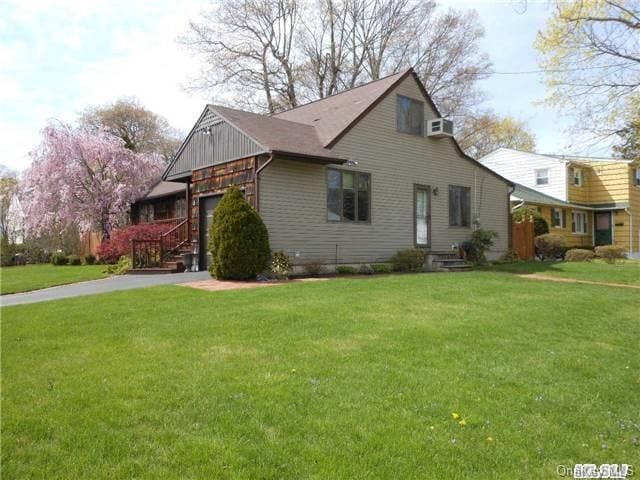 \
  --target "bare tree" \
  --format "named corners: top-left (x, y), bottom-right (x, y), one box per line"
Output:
top-left (181, 0), bottom-right (300, 113)
top-left (536, 0), bottom-right (640, 137)
top-left (181, 0), bottom-right (492, 121)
